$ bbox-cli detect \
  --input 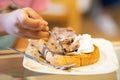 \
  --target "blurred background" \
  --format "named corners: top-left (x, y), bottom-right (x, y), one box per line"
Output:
top-left (0, 0), bottom-right (120, 80)
top-left (11, 0), bottom-right (120, 50)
